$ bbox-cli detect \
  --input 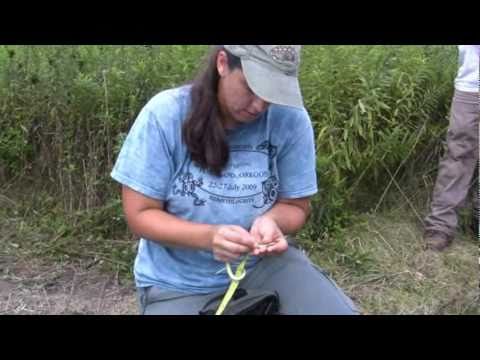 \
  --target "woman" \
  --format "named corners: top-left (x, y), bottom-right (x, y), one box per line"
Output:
top-left (111, 45), bottom-right (358, 314)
